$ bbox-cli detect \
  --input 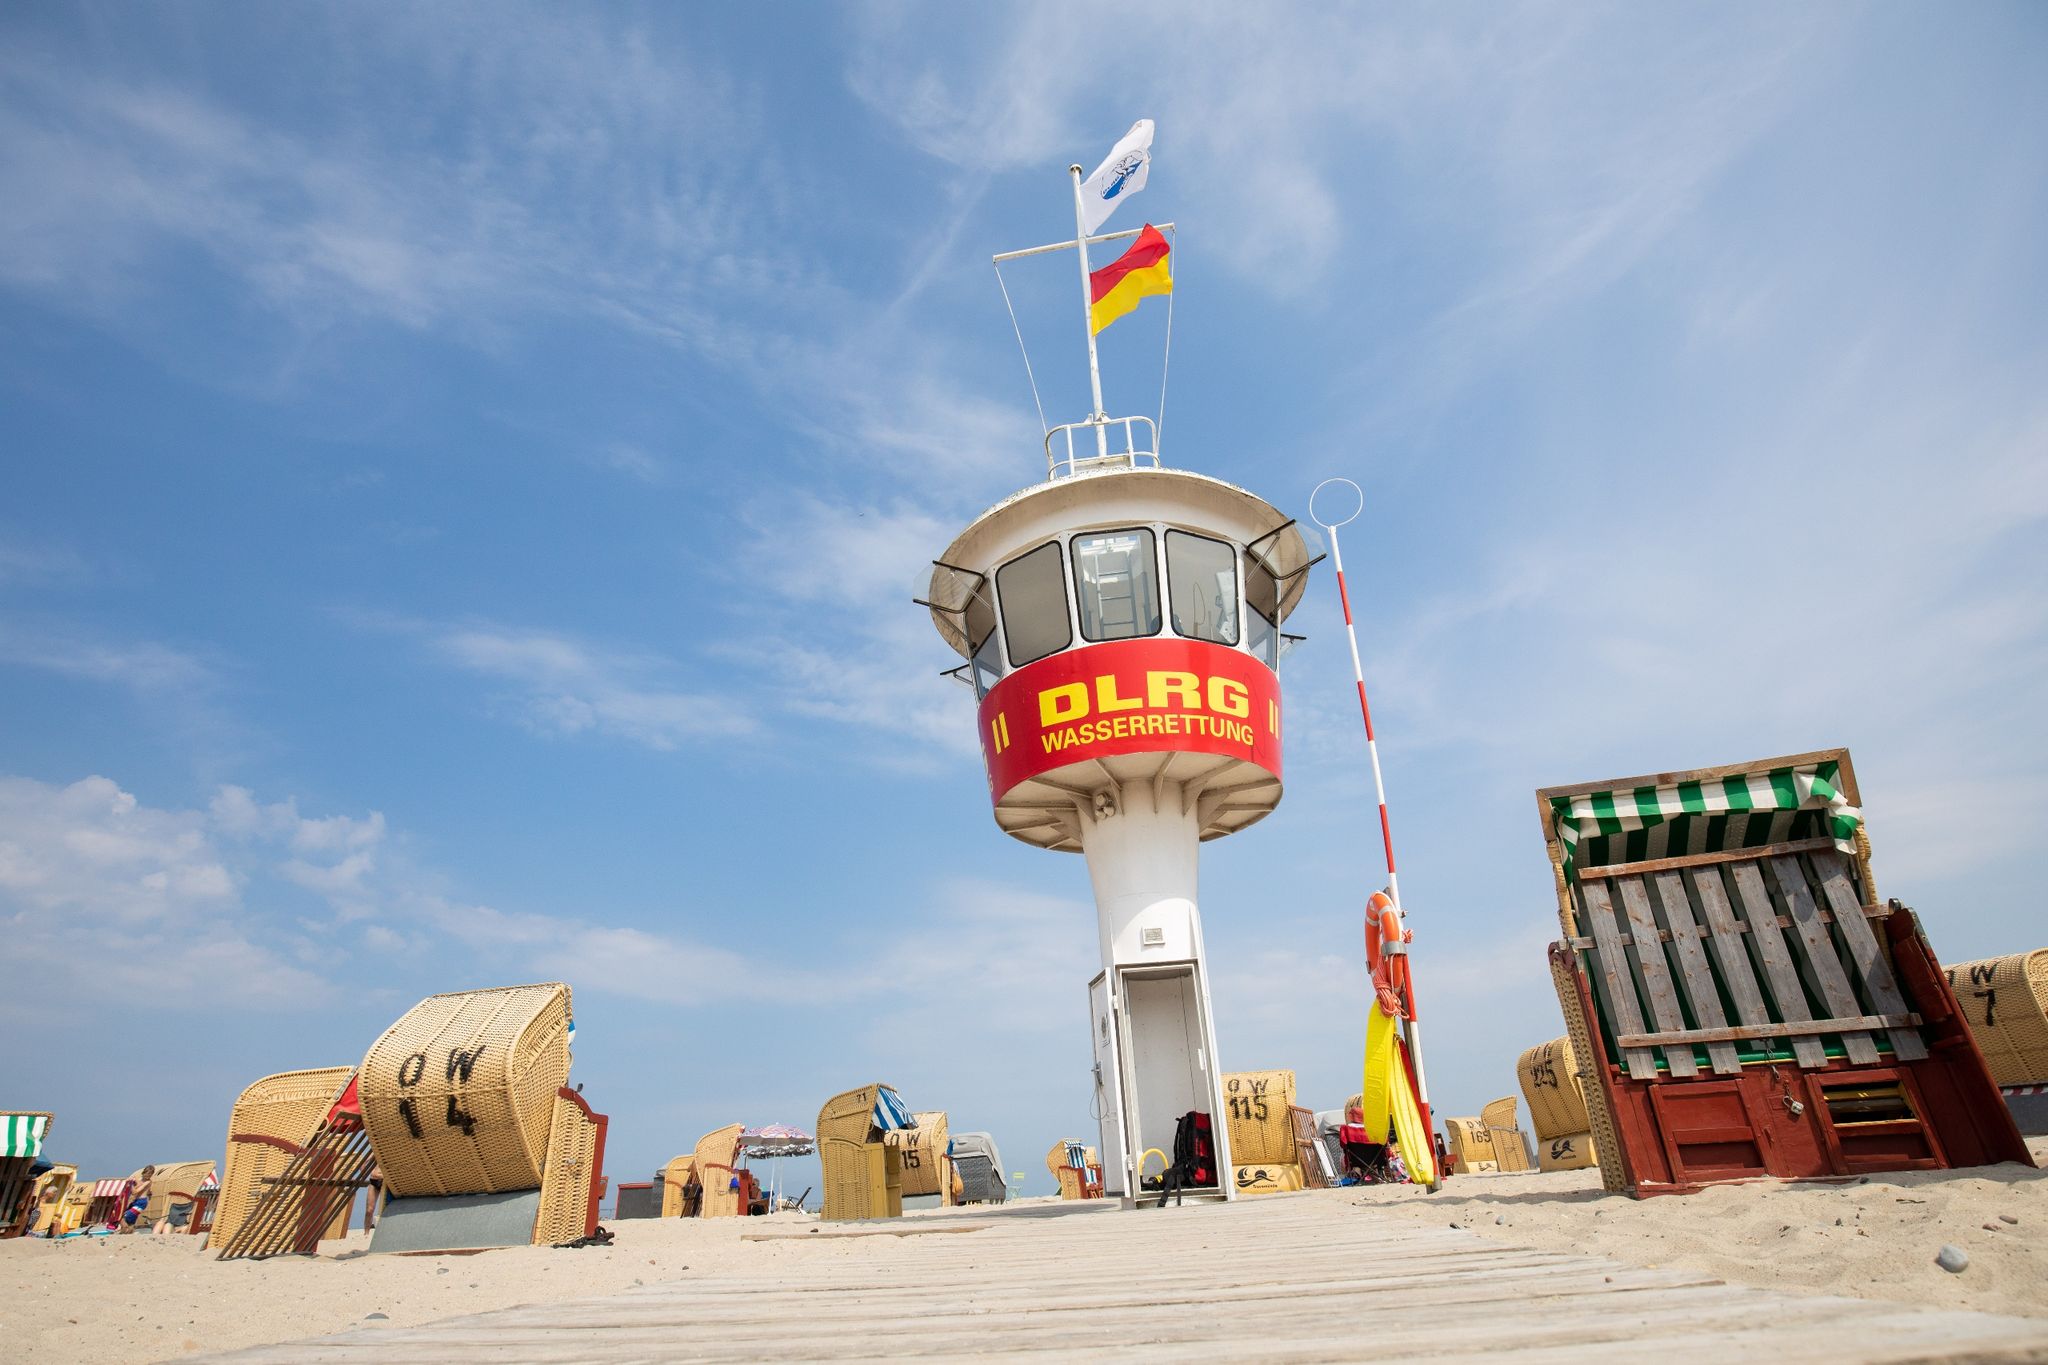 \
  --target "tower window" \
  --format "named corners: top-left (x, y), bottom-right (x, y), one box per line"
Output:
top-left (995, 541), bottom-right (1073, 668)
top-left (1166, 530), bottom-right (1239, 646)
top-left (1071, 528), bottom-right (1160, 642)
